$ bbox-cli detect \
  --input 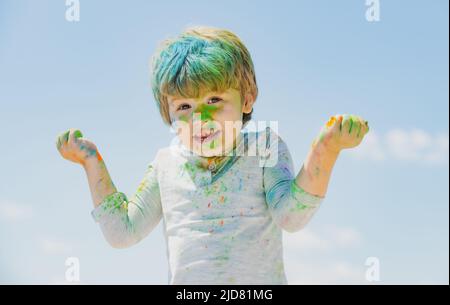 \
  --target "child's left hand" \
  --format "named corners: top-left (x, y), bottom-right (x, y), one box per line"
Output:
top-left (312, 114), bottom-right (369, 154)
